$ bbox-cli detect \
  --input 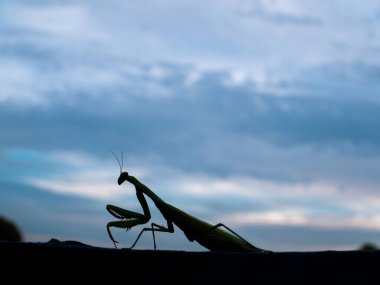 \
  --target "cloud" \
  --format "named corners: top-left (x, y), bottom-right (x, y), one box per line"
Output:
top-left (2, 62), bottom-right (380, 185)
top-left (5, 149), bottom-right (149, 200)
top-left (173, 173), bottom-right (380, 229)
top-left (225, 211), bottom-right (380, 231)
top-left (6, 5), bottom-right (89, 36)
top-left (0, 59), bottom-right (43, 104)
top-left (29, 172), bottom-right (119, 200)
top-left (2, 0), bottom-right (380, 96)
top-left (239, 0), bottom-right (322, 26)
